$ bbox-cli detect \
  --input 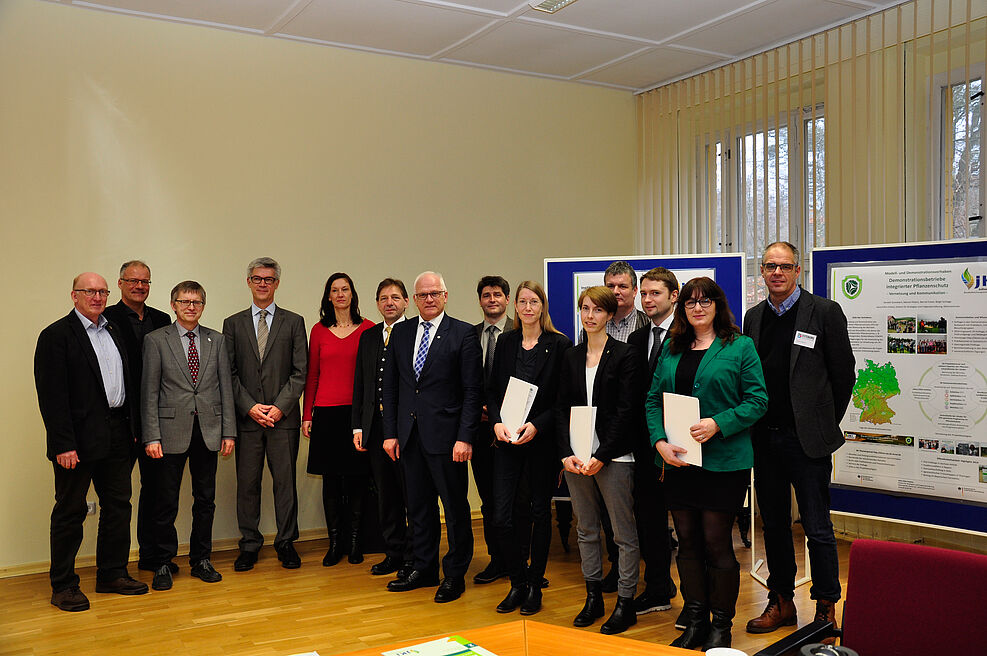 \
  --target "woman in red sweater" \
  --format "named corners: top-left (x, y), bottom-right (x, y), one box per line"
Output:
top-left (302, 272), bottom-right (374, 566)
